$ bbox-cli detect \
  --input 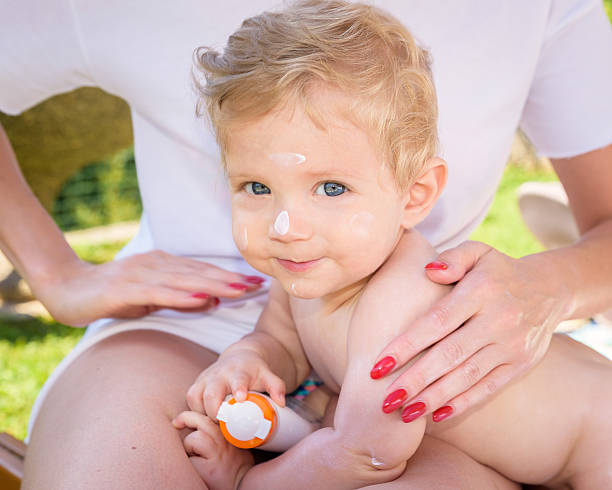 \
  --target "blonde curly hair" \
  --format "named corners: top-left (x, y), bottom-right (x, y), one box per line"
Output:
top-left (194, 0), bottom-right (438, 188)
